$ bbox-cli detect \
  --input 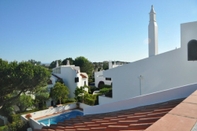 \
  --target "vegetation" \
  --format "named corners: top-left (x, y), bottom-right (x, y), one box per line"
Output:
top-left (0, 59), bottom-right (50, 114)
top-left (74, 86), bottom-right (86, 103)
top-left (62, 57), bottom-right (74, 65)
top-left (49, 59), bottom-right (61, 69)
top-left (50, 82), bottom-right (69, 104)
top-left (16, 93), bottom-right (34, 112)
top-left (99, 85), bottom-right (112, 97)
top-left (0, 114), bottom-right (30, 131)
top-left (74, 56), bottom-right (94, 76)
top-left (34, 87), bottom-right (50, 109)
top-left (74, 86), bottom-right (97, 105)
top-left (27, 59), bottom-right (41, 65)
